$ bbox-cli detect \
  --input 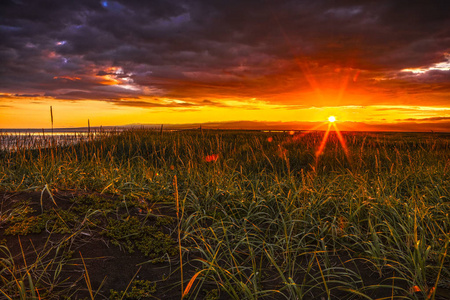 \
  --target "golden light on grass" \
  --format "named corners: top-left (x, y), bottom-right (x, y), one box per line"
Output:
top-left (328, 116), bottom-right (336, 123)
